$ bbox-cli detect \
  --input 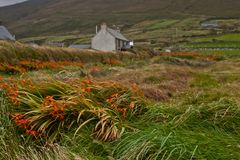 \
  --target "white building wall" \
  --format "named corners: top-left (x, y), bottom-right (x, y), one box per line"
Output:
top-left (91, 29), bottom-right (116, 52)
